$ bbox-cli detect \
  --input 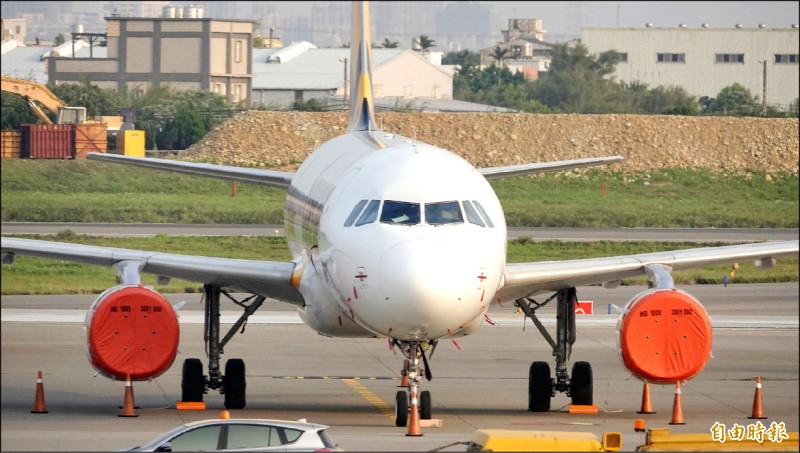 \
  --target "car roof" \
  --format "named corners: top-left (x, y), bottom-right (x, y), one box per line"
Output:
top-left (181, 418), bottom-right (329, 431)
